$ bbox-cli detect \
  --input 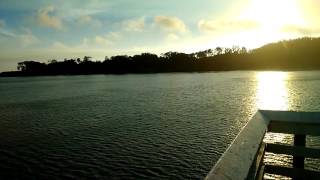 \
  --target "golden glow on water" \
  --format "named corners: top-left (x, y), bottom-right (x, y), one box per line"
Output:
top-left (256, 71), bottom-right (289, 110)
top-left (257, 72), bottom-right (293, 178)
